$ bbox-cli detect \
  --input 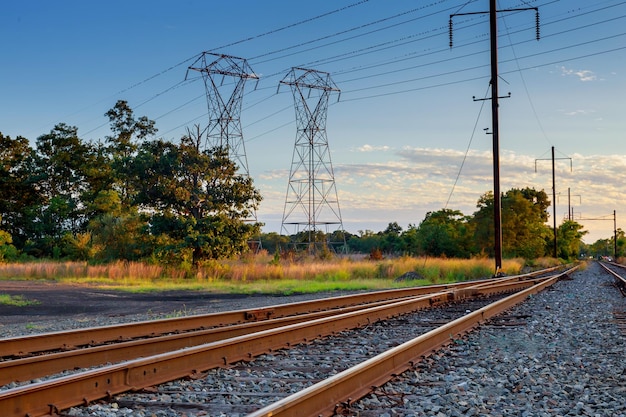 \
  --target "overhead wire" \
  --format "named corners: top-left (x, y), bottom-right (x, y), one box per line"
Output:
top-left (249, 3), bottom-right (439, 62)
top-left (210, 0), bottom-right (371, 52)
top-left (236, 1), bottom-right (626, 147)
top-left (80, 0), bottom-right (626, 147)
top-left (501, 9), bottom-right (553, 148)
top-left (242, 1), bottom-right (626, 113)
top-left (255, 0), bottom-right (624, 102)
top-left (62, 1), bottom-right (374, 139)
top-left (444, 83), bottom-right (491, 210)
top-left (337, 15), bottom-right (626, 99)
